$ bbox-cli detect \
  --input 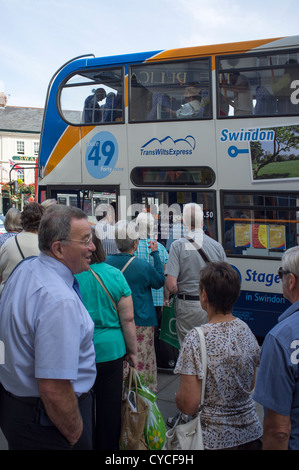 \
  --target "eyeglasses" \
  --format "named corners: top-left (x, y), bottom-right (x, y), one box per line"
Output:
top-left (278, 267), bottom-right (292, 279)
top-left (60, 234), bottom-right (93, 247)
